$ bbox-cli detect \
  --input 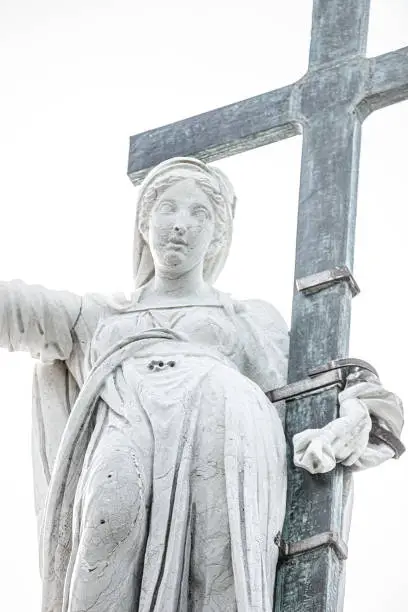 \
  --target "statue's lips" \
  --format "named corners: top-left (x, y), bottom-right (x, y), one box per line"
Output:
top-left (167, 239), bottom-right (188, 248)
